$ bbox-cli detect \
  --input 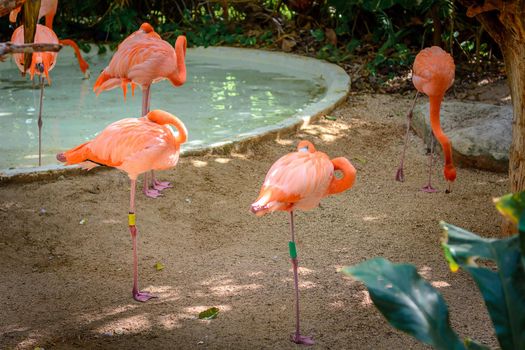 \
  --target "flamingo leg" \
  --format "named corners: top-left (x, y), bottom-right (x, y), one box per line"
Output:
top-left (142, 171), bottom-right (161, 198)
top-left (421, 133), bottom-right (438, 193)
top-left (139, 88), bottom-right (163, 198)
top-left (288, 211), bottom-right (314, 346)
top-left (129, 179), bottom-right (157, 302)
top-left (141, 84), bottom-right (151, 117)
top-left (37, 68), bottom-right (45, 166)
top-left (141, 85), bottom-right (172, 193)
top-left (395, 91), bottom-right (419, 182)
top-left (151, 171), bottom-right (172, 191)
